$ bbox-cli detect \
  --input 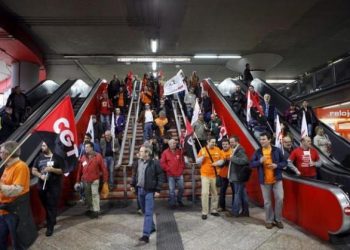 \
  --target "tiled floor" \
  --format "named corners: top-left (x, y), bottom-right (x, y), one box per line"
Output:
top-left (30, 200), bottom-right (334, 250)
